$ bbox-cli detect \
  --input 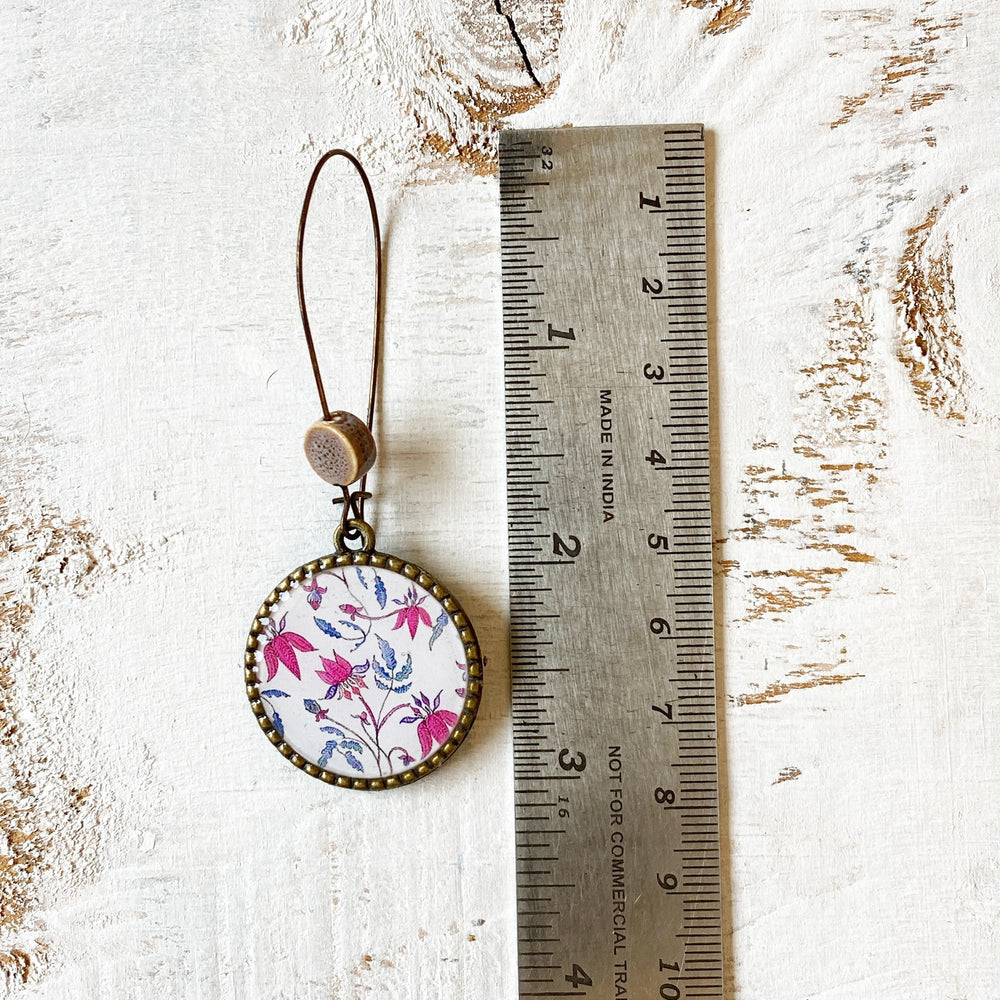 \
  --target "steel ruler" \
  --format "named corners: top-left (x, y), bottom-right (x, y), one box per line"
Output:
top-left (500, 125), bottom-right (721, 999)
